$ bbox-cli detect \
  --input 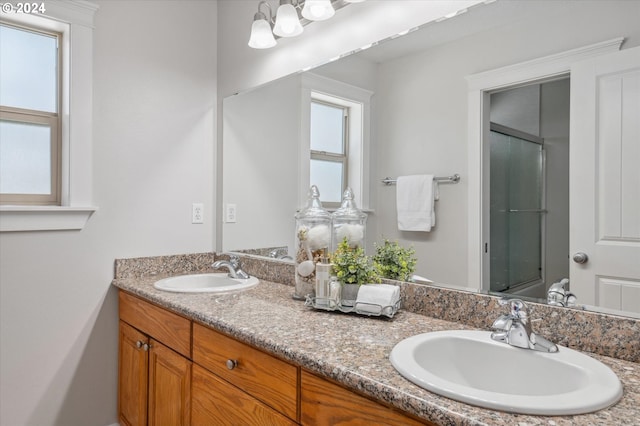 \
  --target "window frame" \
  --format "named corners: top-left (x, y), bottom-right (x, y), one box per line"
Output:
top-left (309, 98), bottom-right (349, 207)
top-left (0, 22), bottom-right (62, 206)
top-left (0, 1), bottom-right (98, 232)
top-left (300, 73), bottom-right (373, 212)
